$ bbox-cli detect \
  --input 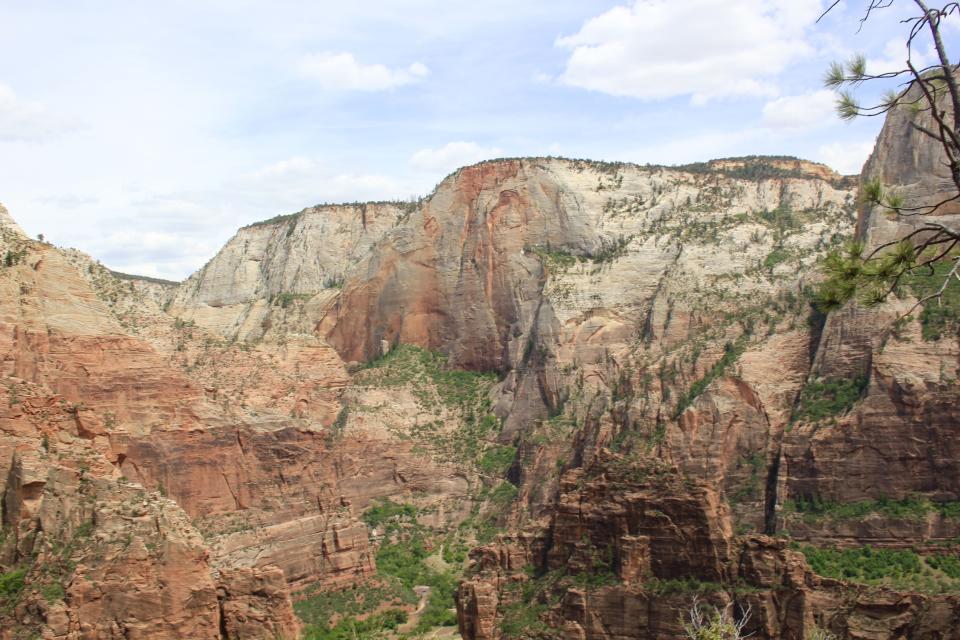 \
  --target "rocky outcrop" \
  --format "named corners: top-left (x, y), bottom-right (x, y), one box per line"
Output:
top-left (457, 463), bottom-right (960, 640)
top-left (321, 158), bottom-right (853, 373)
top-left (169, 203), bottom-right (406, 340)
top-left (0, 103), bottom-right (955, 640)
top-left (0, 219), bottom-right (363, 639)
top-left (449, 103), bottom-right (960, 640)
top-left (217, 566), bottom-right (301, 640)
top-left (777, 88), bottom-right (960, 542)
